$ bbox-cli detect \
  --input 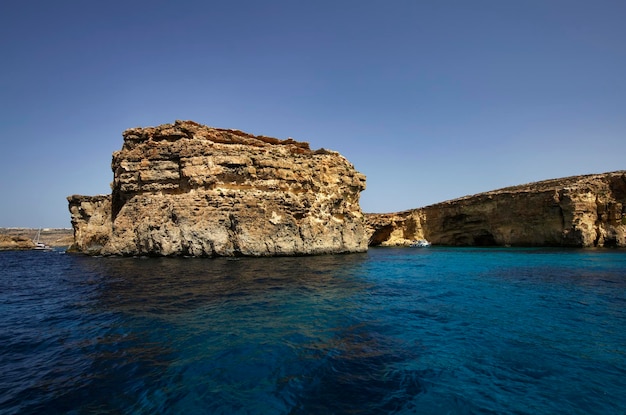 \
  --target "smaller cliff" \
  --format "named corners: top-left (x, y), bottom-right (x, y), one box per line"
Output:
top-left (68, 121), bottom-right (367, 257)
top-left (0, 234), bottom-right (34, 250)
top-left (367, 171), bottom-right (626, 248)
